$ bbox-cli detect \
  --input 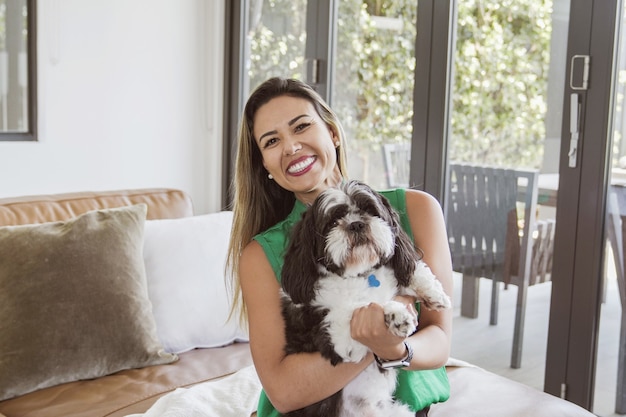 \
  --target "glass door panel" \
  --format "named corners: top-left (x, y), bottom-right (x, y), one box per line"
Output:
top-left (332, 1), bottom-right (417, 191)
top-left (245, 0), bottom-right (417, 191)
top-left (596, 2), bottom-right (626, 414)
top-left (445, 0), bottom-right (568, 387)
top-left (246, 0), bottom-right (308, 94)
